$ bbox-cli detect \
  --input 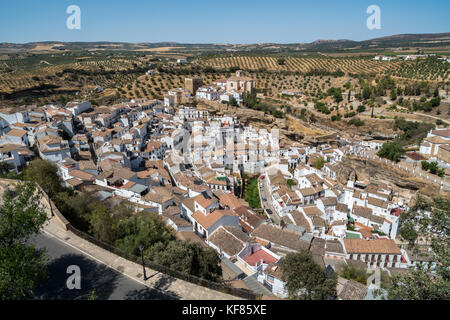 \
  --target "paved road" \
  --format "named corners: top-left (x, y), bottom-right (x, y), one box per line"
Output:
top-left (31, 233), bottom-right (179, 300)
top-left (258, 176), bottom-right (281, 224)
